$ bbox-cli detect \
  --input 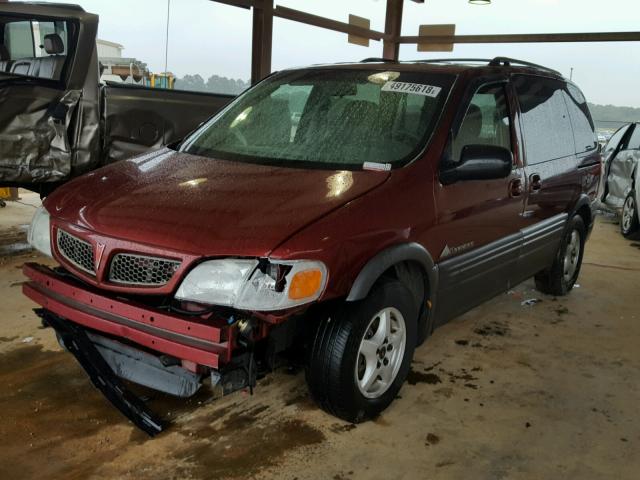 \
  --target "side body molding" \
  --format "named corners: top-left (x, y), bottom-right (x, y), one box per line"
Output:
top-left (346, 242), bottom-right (438, 302)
